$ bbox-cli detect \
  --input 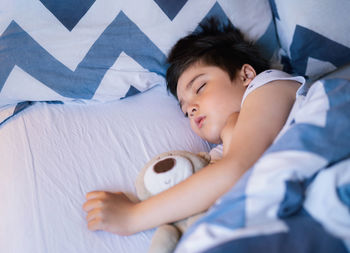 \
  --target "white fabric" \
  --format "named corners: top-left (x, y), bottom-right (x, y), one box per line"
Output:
top-left (0, 85), bottom-right (210, 253)
top-left (241, 69), bottom-right (305, 107)
top-left (0, 0), bottom-right (277, 110)
top-left (209, 144), bottom-right (224, 162)
top-left (272, 0), bottom-right (350, 80)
